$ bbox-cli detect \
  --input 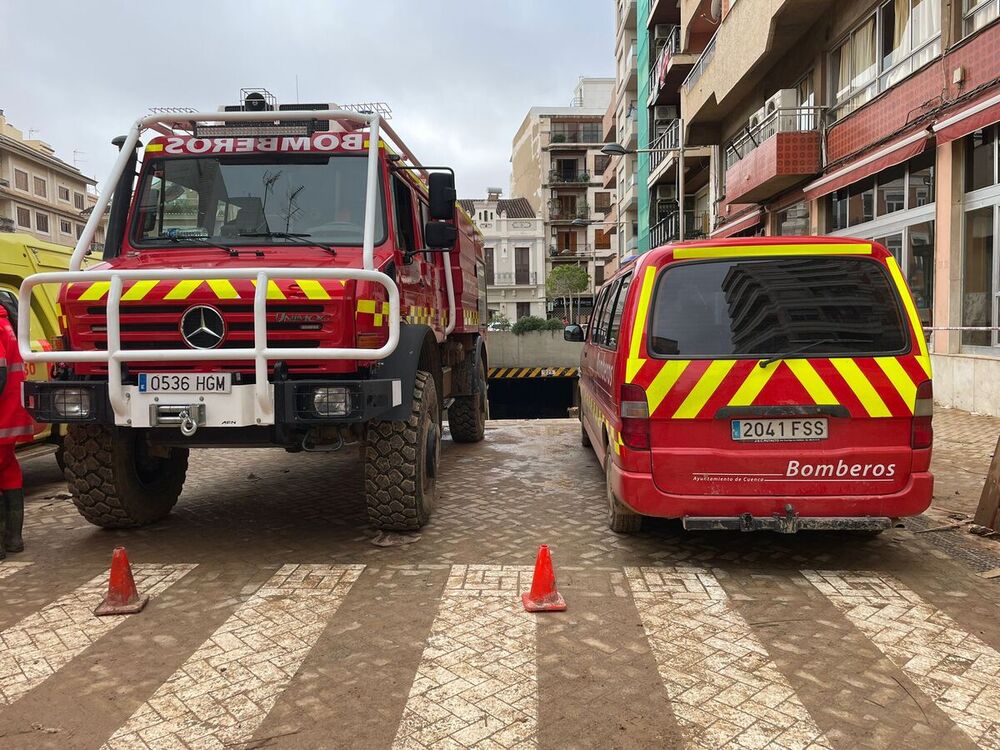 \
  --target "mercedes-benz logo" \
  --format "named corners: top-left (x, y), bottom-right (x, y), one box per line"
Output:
top-left (180, 305), bottom-right (226, 349)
